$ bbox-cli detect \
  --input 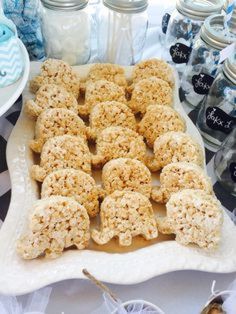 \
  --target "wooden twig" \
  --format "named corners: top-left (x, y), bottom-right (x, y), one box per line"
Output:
top-left (82, 269), bottom-right (119, 303)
